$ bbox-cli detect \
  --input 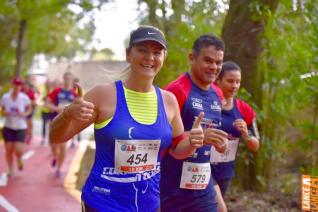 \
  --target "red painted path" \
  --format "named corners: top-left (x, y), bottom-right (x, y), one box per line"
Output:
top-left (0, 136), bottom-right (81, 212)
